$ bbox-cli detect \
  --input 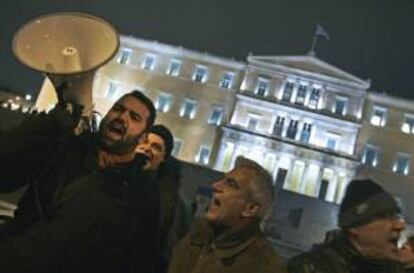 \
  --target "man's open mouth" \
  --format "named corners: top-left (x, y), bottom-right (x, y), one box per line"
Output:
top-left (390, 236), bottom-right (400, 248)
top-left (212, 197), bottom-right (221, 207)
top-left (107, 122), bottom-right (126, 137)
